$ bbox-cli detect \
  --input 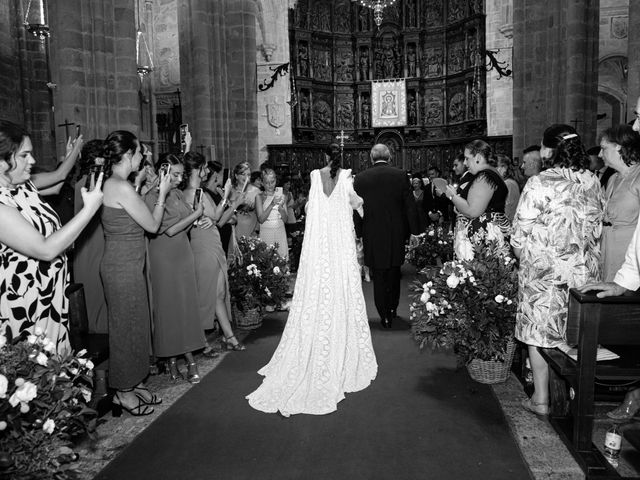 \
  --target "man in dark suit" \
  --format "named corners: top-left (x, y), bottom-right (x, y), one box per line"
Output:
top-left (587, 146), bottom-right (614, 190)
top-left (353, 144), bottom-right (419, 329)
top-left (421, 166), bottom-right (450, 225)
